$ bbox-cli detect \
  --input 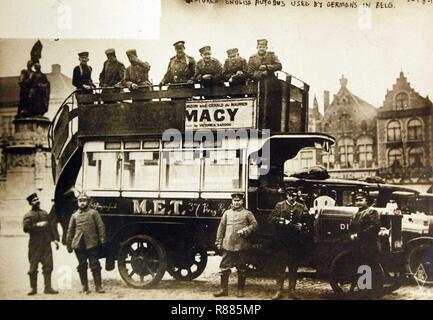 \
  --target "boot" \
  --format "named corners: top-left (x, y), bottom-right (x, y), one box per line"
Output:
top-left (237, 274), bottom-right (246, 298)
top-left (213, 274), bottom-right (229, 297)
top-left (92, 270), bottom-right (105, 293)
top-left (78, 270), bottom-right (90, 294)
top-left (288, 274), bottom-right (299, 300)
top-left (271, 278), bottom-right (284, 300)
top-left (27, 273), bottom-right (37, 296)
top-left (43, 272), bottom-right (59, 294)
